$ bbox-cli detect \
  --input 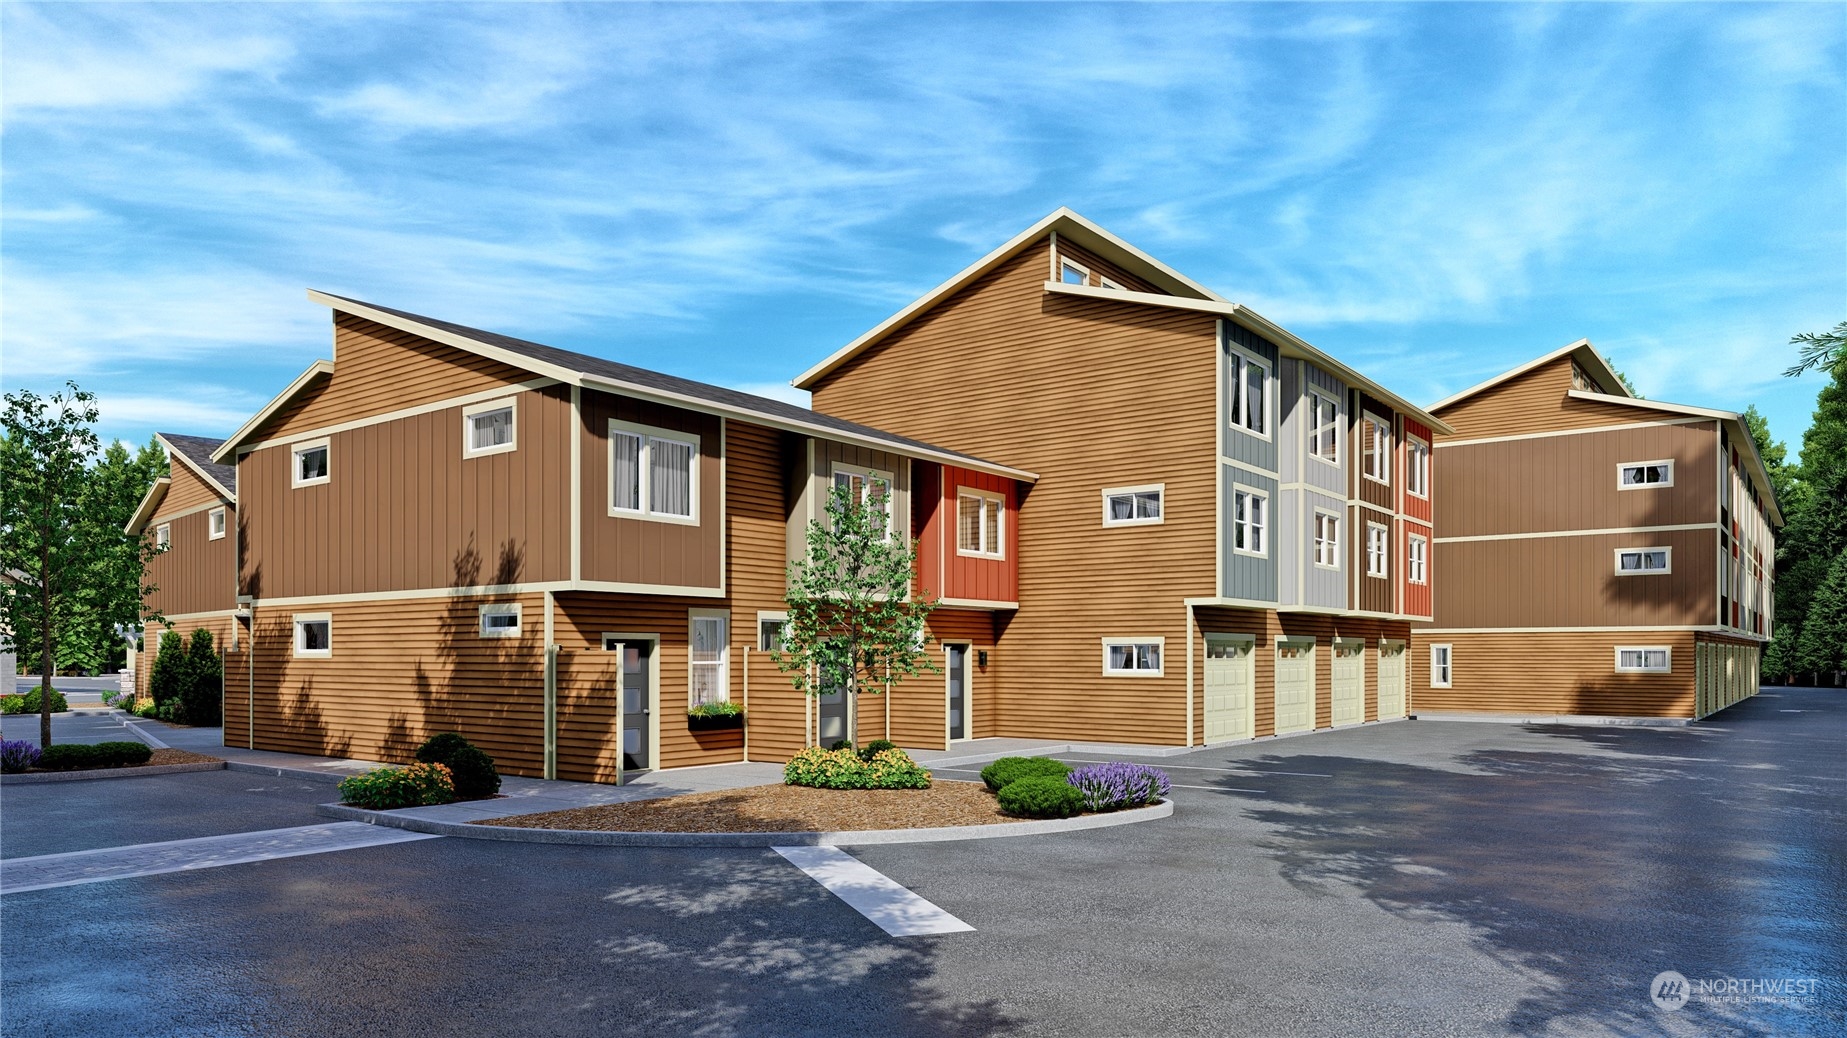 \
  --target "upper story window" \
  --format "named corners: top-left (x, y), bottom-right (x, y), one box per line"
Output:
top-left (1571, 362), bottom-right (1605, 394)
top-left (292, 439), bottom-right (330, 488)
top-left (1232, 487), bottom-right (1268, 557)
top-left (1615, 646), bottom-right (1671, 673)
top-left (1060, 257), bottom-right (1090, 285)
top-left (1407, 533), bottom-right (1428, 584)
top-left (1366, 522), bottom-right (1389, 578)
top-left (1619, 461), bottom-right (1673, 489)
top-left (1616, 547), bottom-right (1672, 574)
top-left (1406, 437), bottom-right (1430, 498)
top-left (208, 508), bottom-right (227, 540)
top-left (478, 603), bottom-right (521, 638)
top-left (155, 523), bottom-right (171, 550)
top-left (464, 398), bottom-right (517, 458)
top-left (833, 467), bottom-right (894, 536)
top-left (758, 613), bottom-right (787, 652)
top-left (1309, 392), bottom-right (1340, 464)
top-left (1228, 350), bottom-right (1270, 438)
top-left (610, 420), bottom-right (697, 522)
top-left (956, 489), bottom-right (1004, 558)
top-left (1103, 484), bottom-right (1163, 527)
top-left (1361, 414), bottom-right (1391, 484)
top-left (1313, 511), bottom-right (1340, 568)
top-left (1098, 275), bottom-right (1124, 290)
